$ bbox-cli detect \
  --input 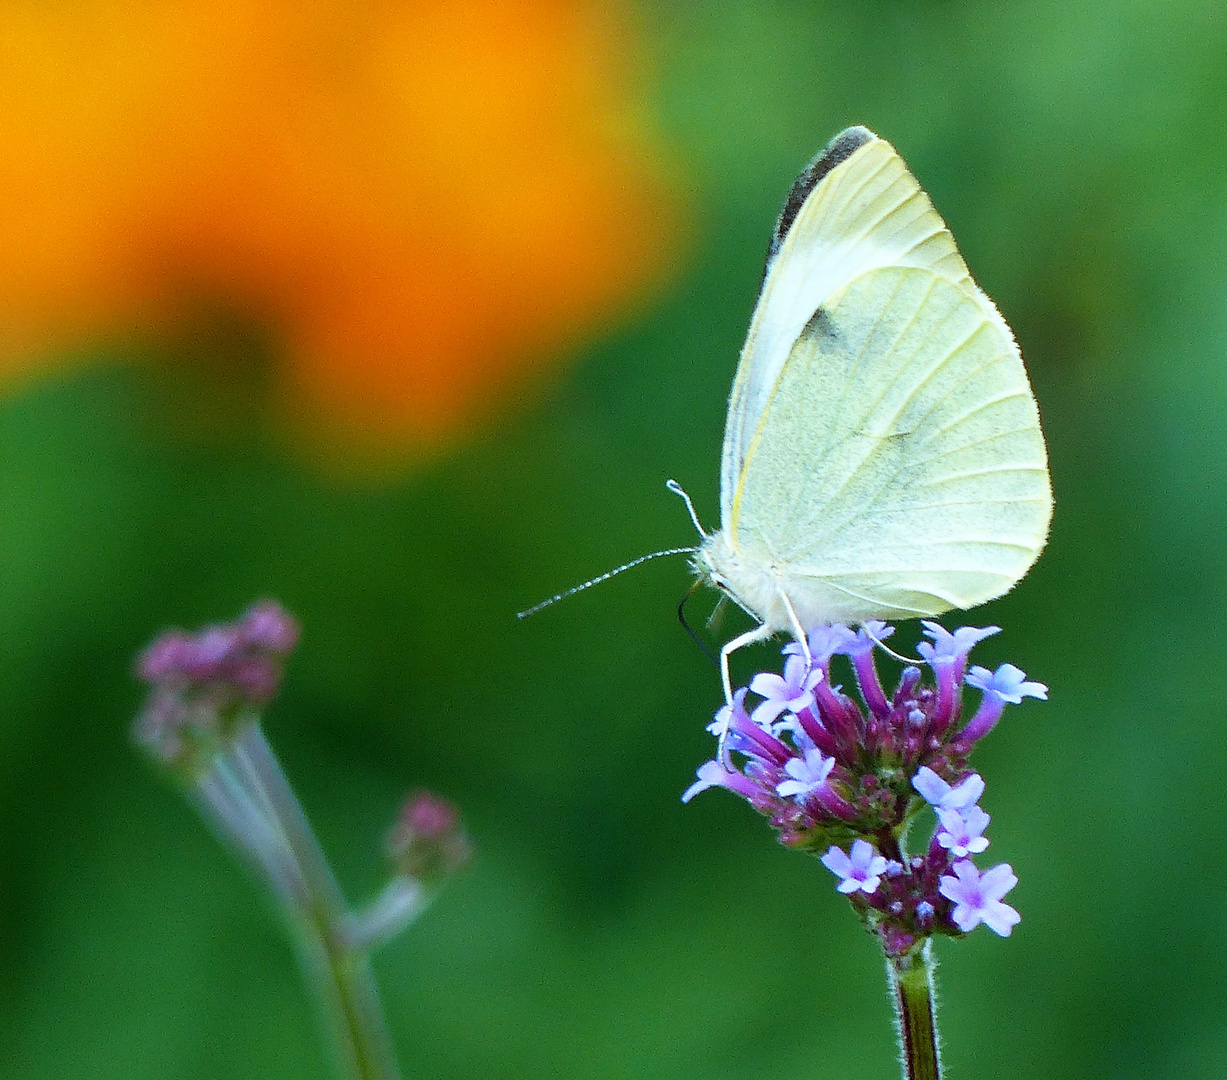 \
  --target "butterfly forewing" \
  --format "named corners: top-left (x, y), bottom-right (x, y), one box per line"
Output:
top-left (721, 131), bottom-right (978, 526)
